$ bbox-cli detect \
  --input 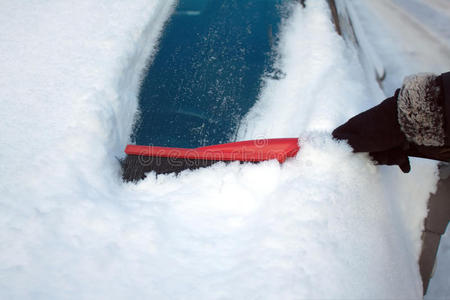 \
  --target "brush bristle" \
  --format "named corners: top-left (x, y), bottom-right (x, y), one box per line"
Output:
top-left (121, 155), bottom-right (223, 182)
